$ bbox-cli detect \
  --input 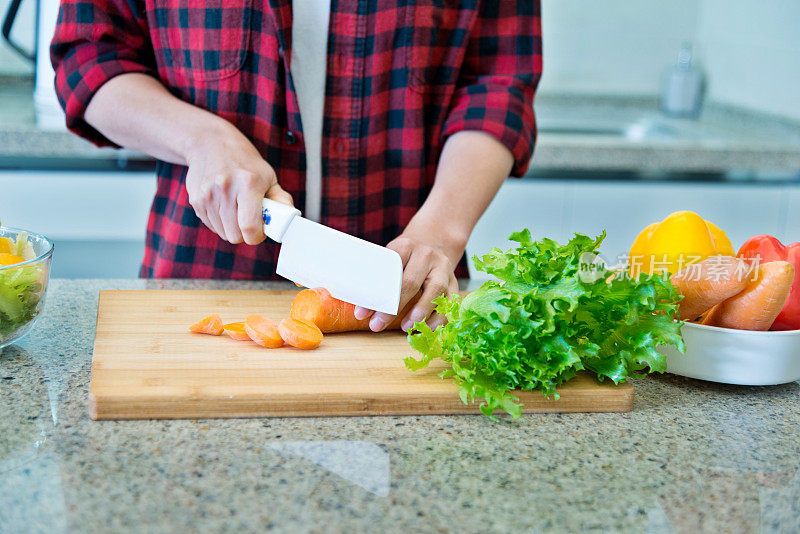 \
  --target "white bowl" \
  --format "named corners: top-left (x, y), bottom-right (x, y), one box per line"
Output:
top-left (660, 322), bottom-right (800, 385)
